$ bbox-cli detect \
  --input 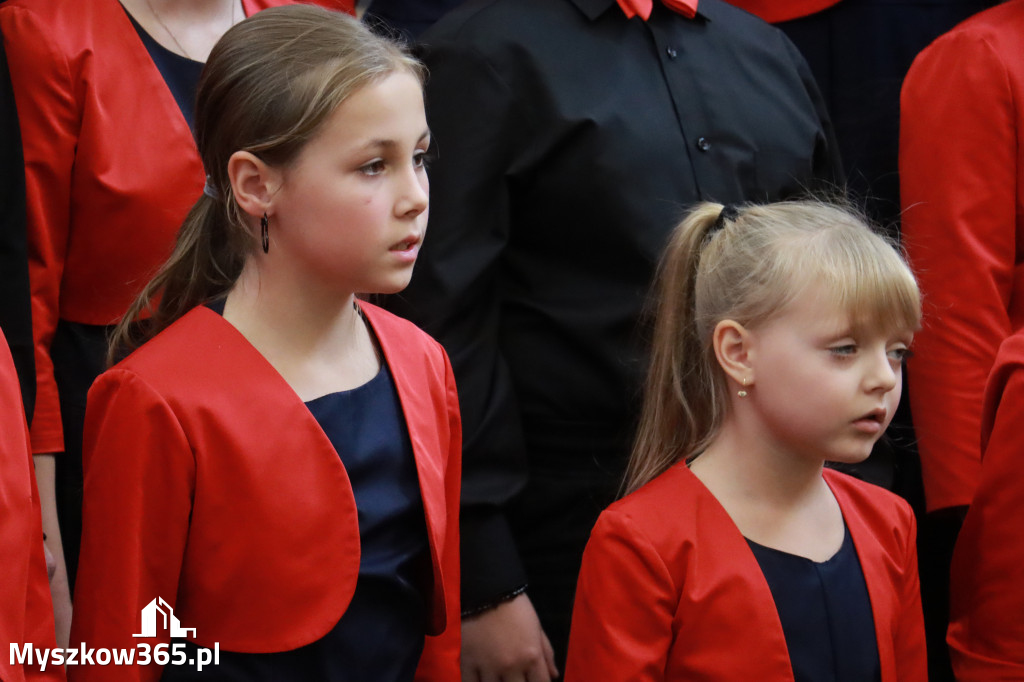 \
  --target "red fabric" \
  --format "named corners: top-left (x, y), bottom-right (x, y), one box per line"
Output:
top-left (616, 0), bottom-right (698, 20)
top-left (899, 0), bottom-right (1024, 511)
top-left (0, 0), bottom-right (353, 455)
top-left (948, 329), bottom-right (1024, 679)
top-left (565, 466), bottom-right (926, 682)
top-left (723, 0), bottom-right (841, 23)
top-left (68, 304), bottom-right (460, 682)
top-left (0, 330), bottom-right (63, 682)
